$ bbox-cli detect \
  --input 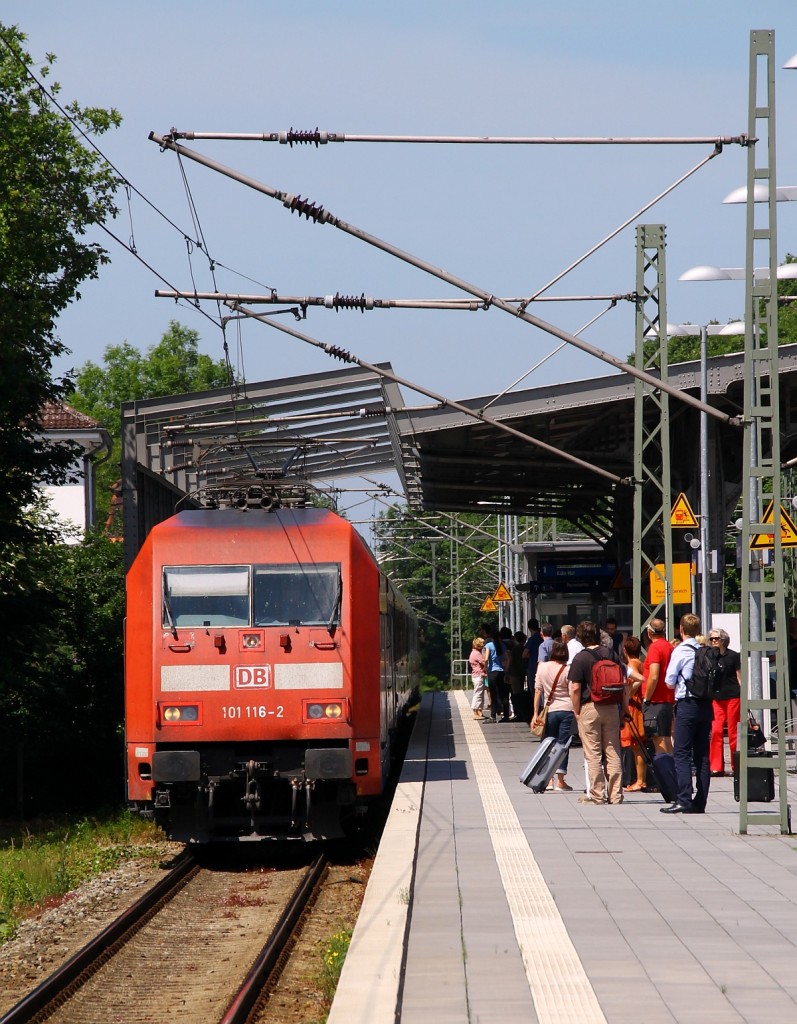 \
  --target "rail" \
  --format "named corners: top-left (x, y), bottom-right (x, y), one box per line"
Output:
top-left (0, 852), bottom-right (197, 1024)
